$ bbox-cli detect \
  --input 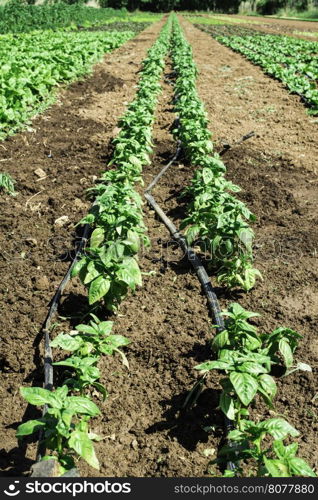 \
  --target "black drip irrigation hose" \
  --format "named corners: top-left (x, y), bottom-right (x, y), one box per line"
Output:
top-left (31, 222), bottom-right (91, 477)
top-left (144, 146), bottom-right (237, 472)
top-left (219, 130), bottom-right (255, 156)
